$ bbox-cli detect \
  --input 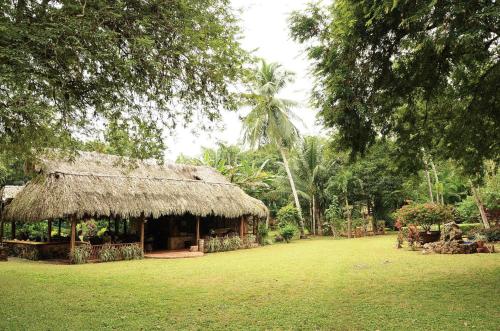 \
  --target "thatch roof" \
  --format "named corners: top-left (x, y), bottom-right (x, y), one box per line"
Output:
top-left (3, 151), bottom-right (268, 222)
top-left (1, 185), bottom-right (24, 203)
